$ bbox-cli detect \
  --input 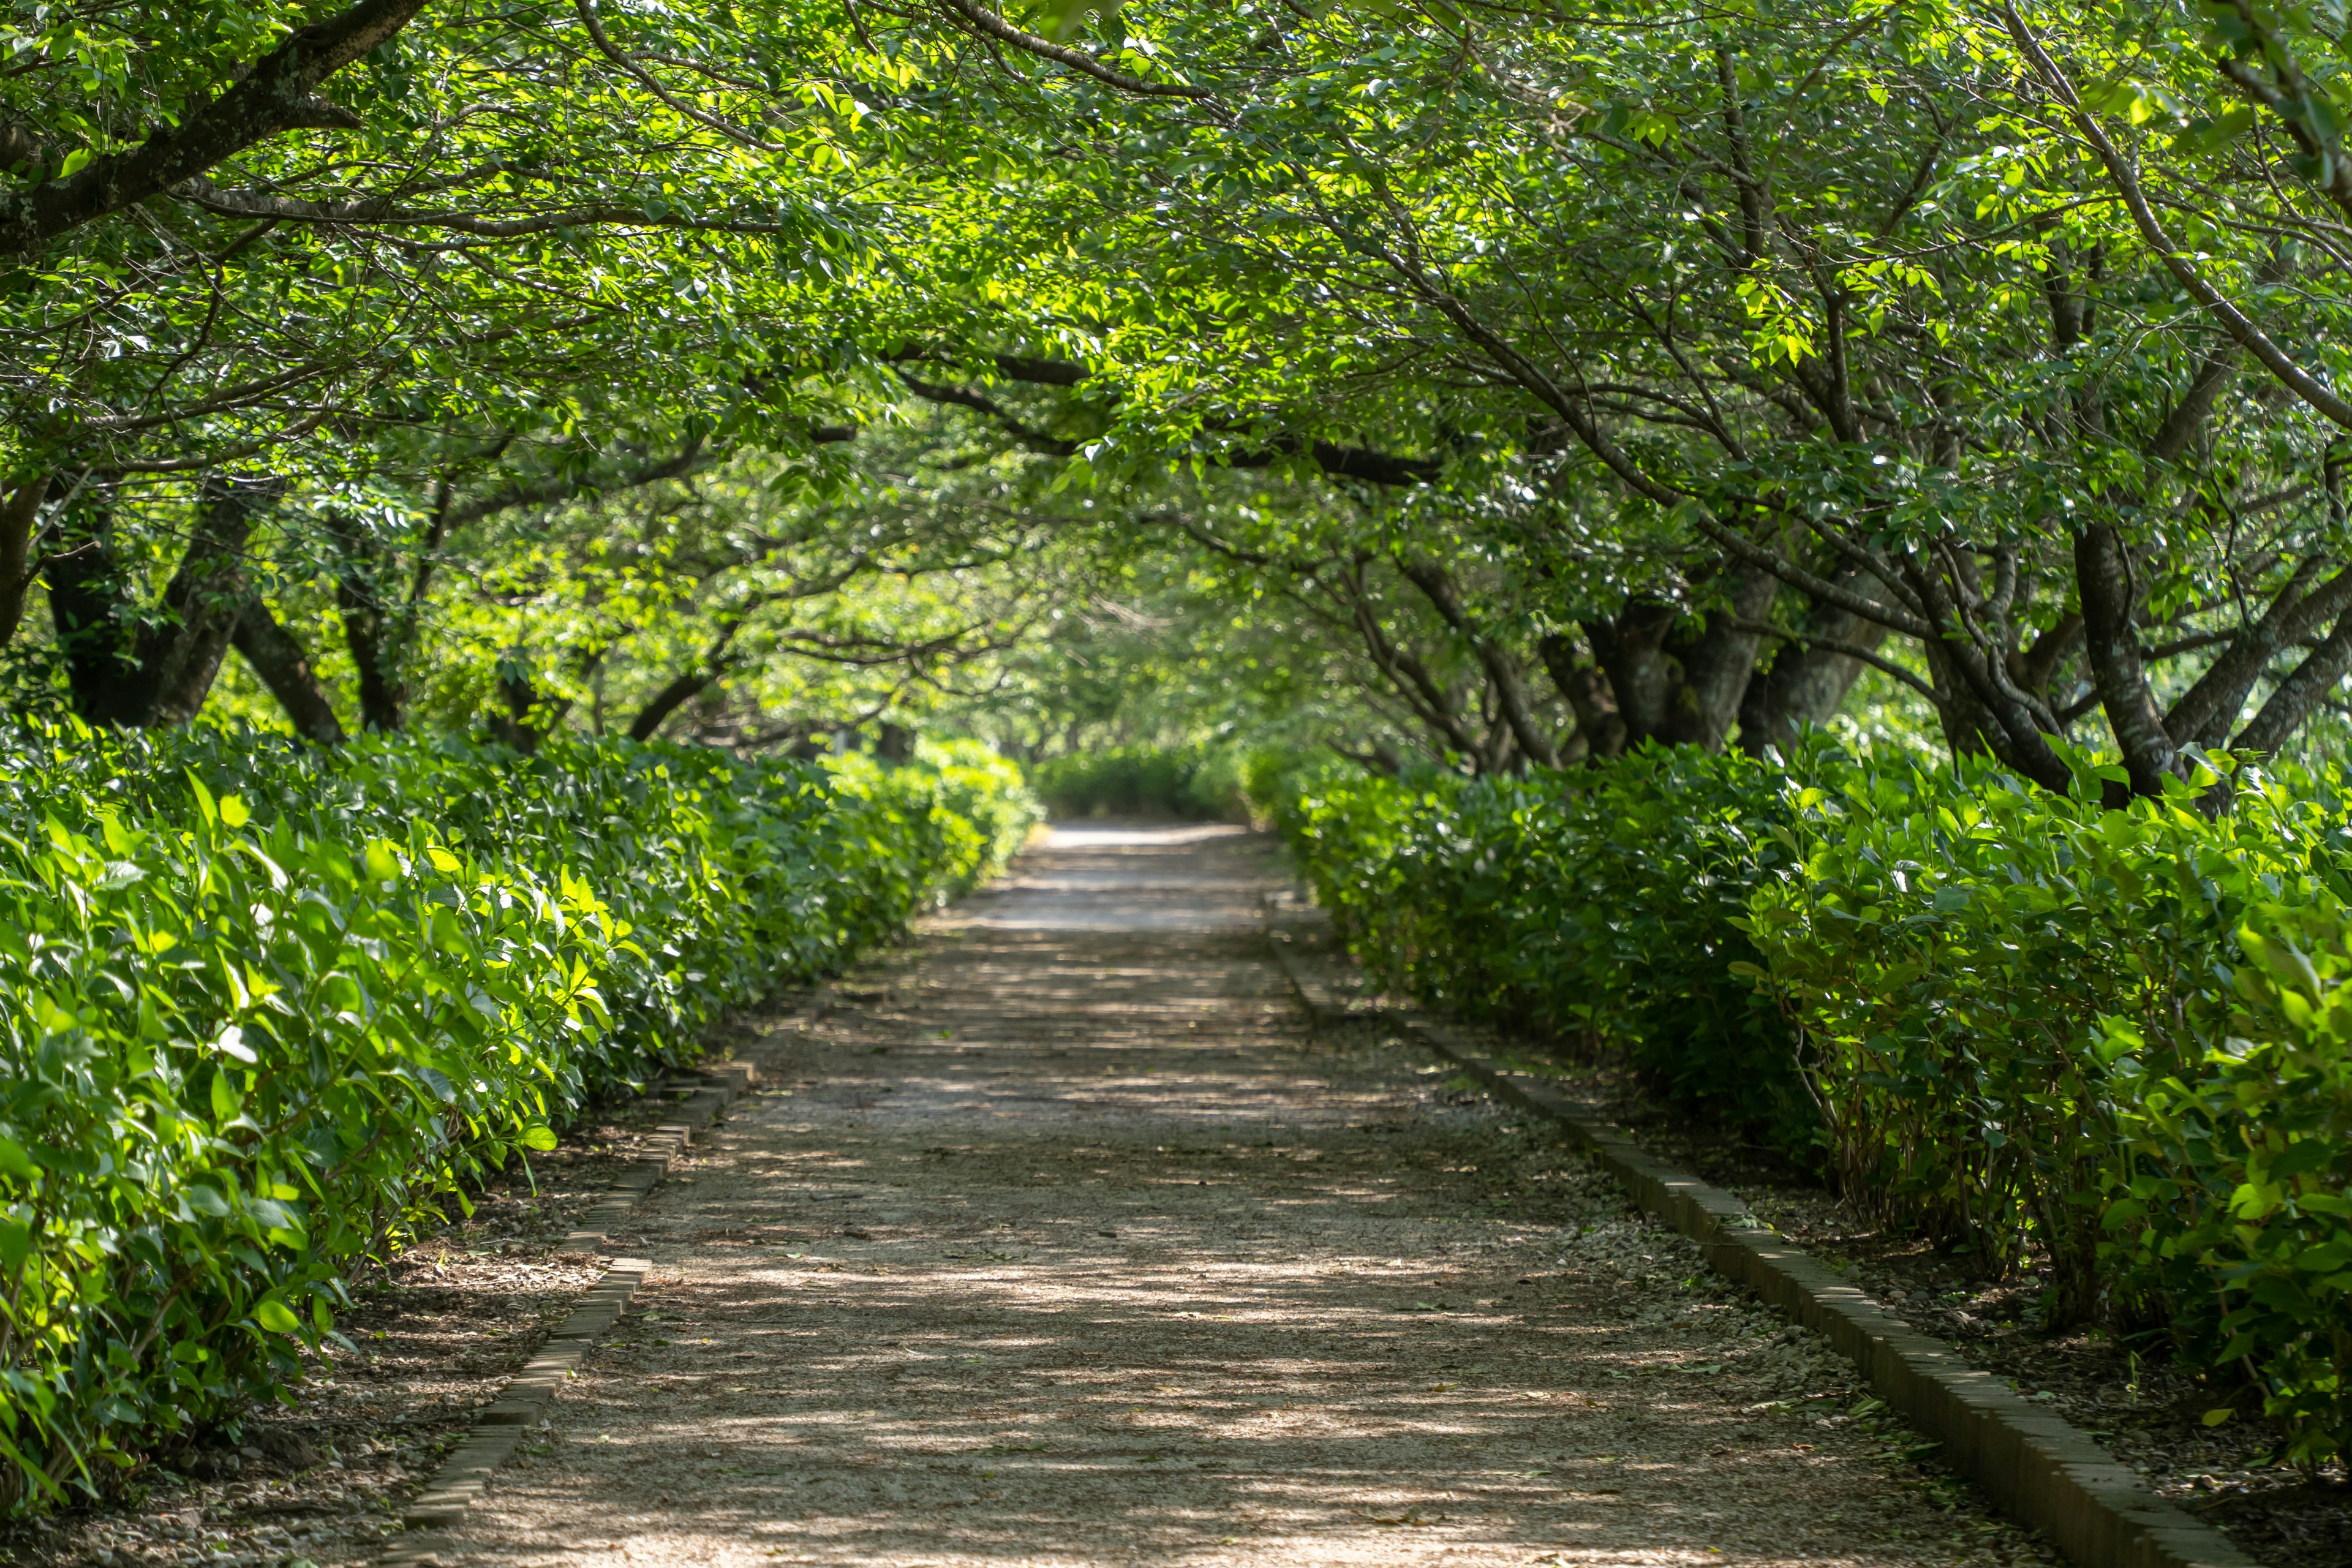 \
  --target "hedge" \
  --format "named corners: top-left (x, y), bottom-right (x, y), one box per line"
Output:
top-left (1270, 742), bottom-right (2351, 1466)
top-left (1028, 744), bottom-right (1255, 821)
top-left (0, 723), bottom-right (1036, 1512)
